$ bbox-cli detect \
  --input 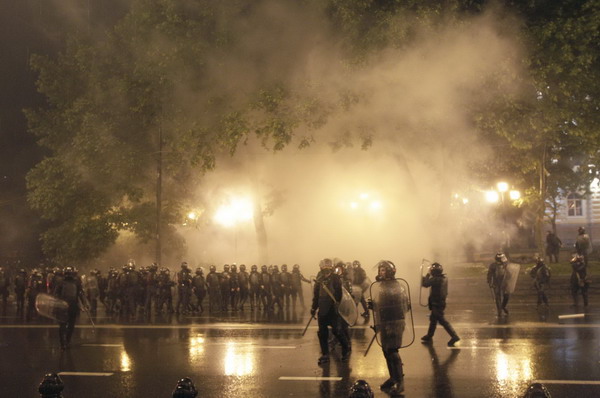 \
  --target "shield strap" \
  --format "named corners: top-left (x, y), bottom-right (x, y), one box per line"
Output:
top-left (320, 282), bottom-right (338, 306)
